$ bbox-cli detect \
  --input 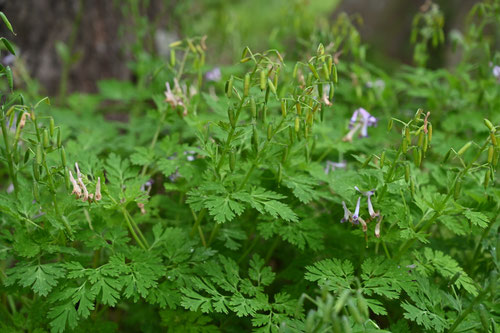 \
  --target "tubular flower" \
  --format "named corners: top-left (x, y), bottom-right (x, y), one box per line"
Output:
top-left (352, 196), bottom-right (361, 224)
top-left (69, 170), bottom-right (81, 198)
top-left (374, 215), bottom-right (382, 238)
top-left (77, 175), bottom-right (89, 202)
top-left (341, 201), bottom-right (351, 223)
top-left (343, 108), bottom-right (377, 141)
top-left (95, 177), bottom-right (102, 201)
top-left (355, 186), bottom-right (379, 218)
top-left (324, 160), bottom-right (346, 174)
